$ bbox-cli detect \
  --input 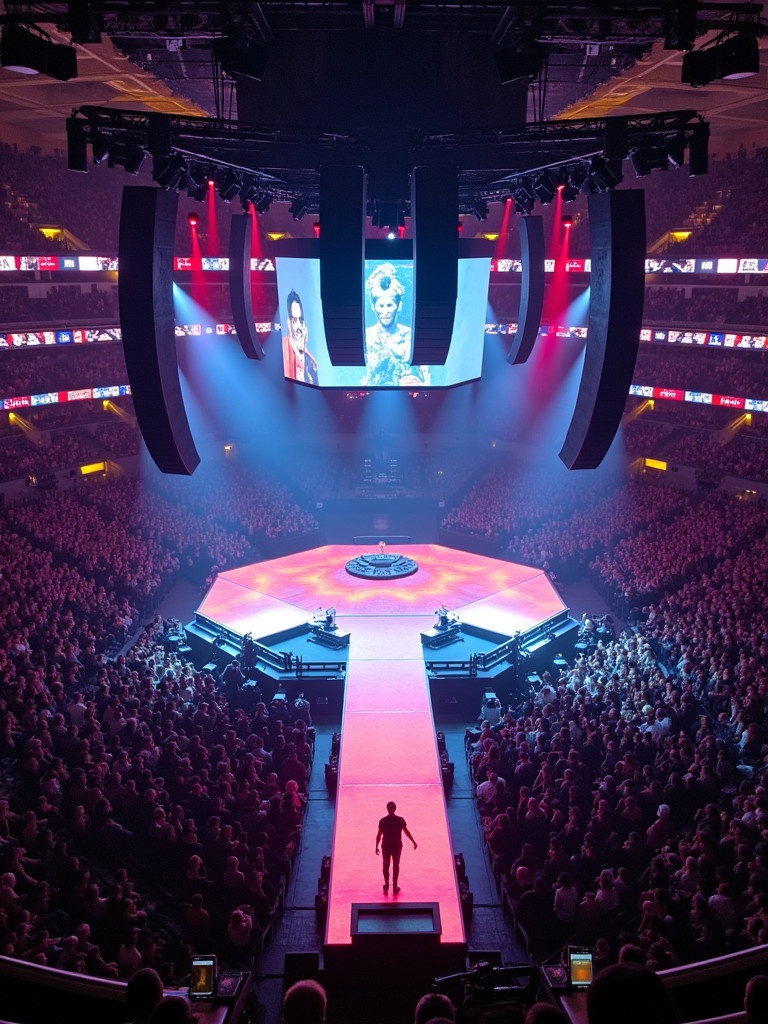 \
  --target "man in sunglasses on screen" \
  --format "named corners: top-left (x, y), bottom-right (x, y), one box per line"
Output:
top-left (282, 289), bottom-right (318, 384)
